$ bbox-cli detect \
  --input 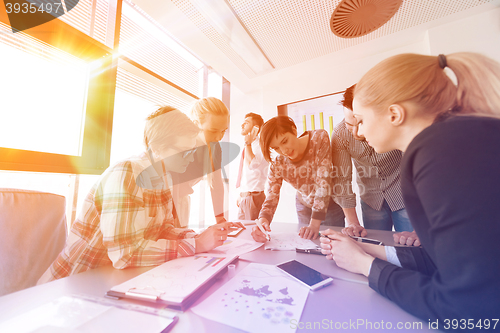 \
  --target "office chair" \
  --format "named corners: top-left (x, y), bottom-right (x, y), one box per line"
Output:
top-left (0, 188), bottom-right (67, 296)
